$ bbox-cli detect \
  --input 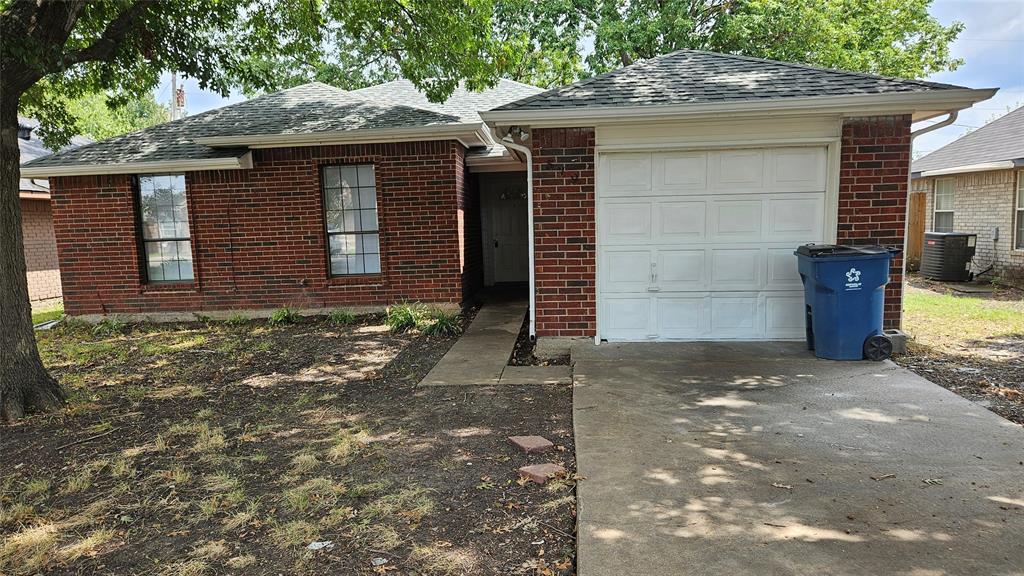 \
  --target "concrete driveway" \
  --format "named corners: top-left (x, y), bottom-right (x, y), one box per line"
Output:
top-left (572, 342), bottom-right (1024, 576)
